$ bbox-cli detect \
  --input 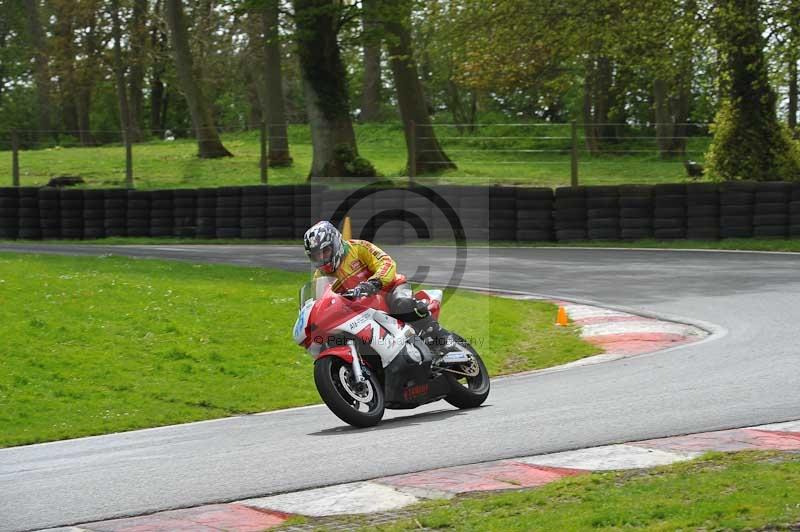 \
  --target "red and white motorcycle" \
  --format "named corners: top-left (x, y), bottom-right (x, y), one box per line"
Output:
top-left (293, 276), bottom-right (490, 427)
